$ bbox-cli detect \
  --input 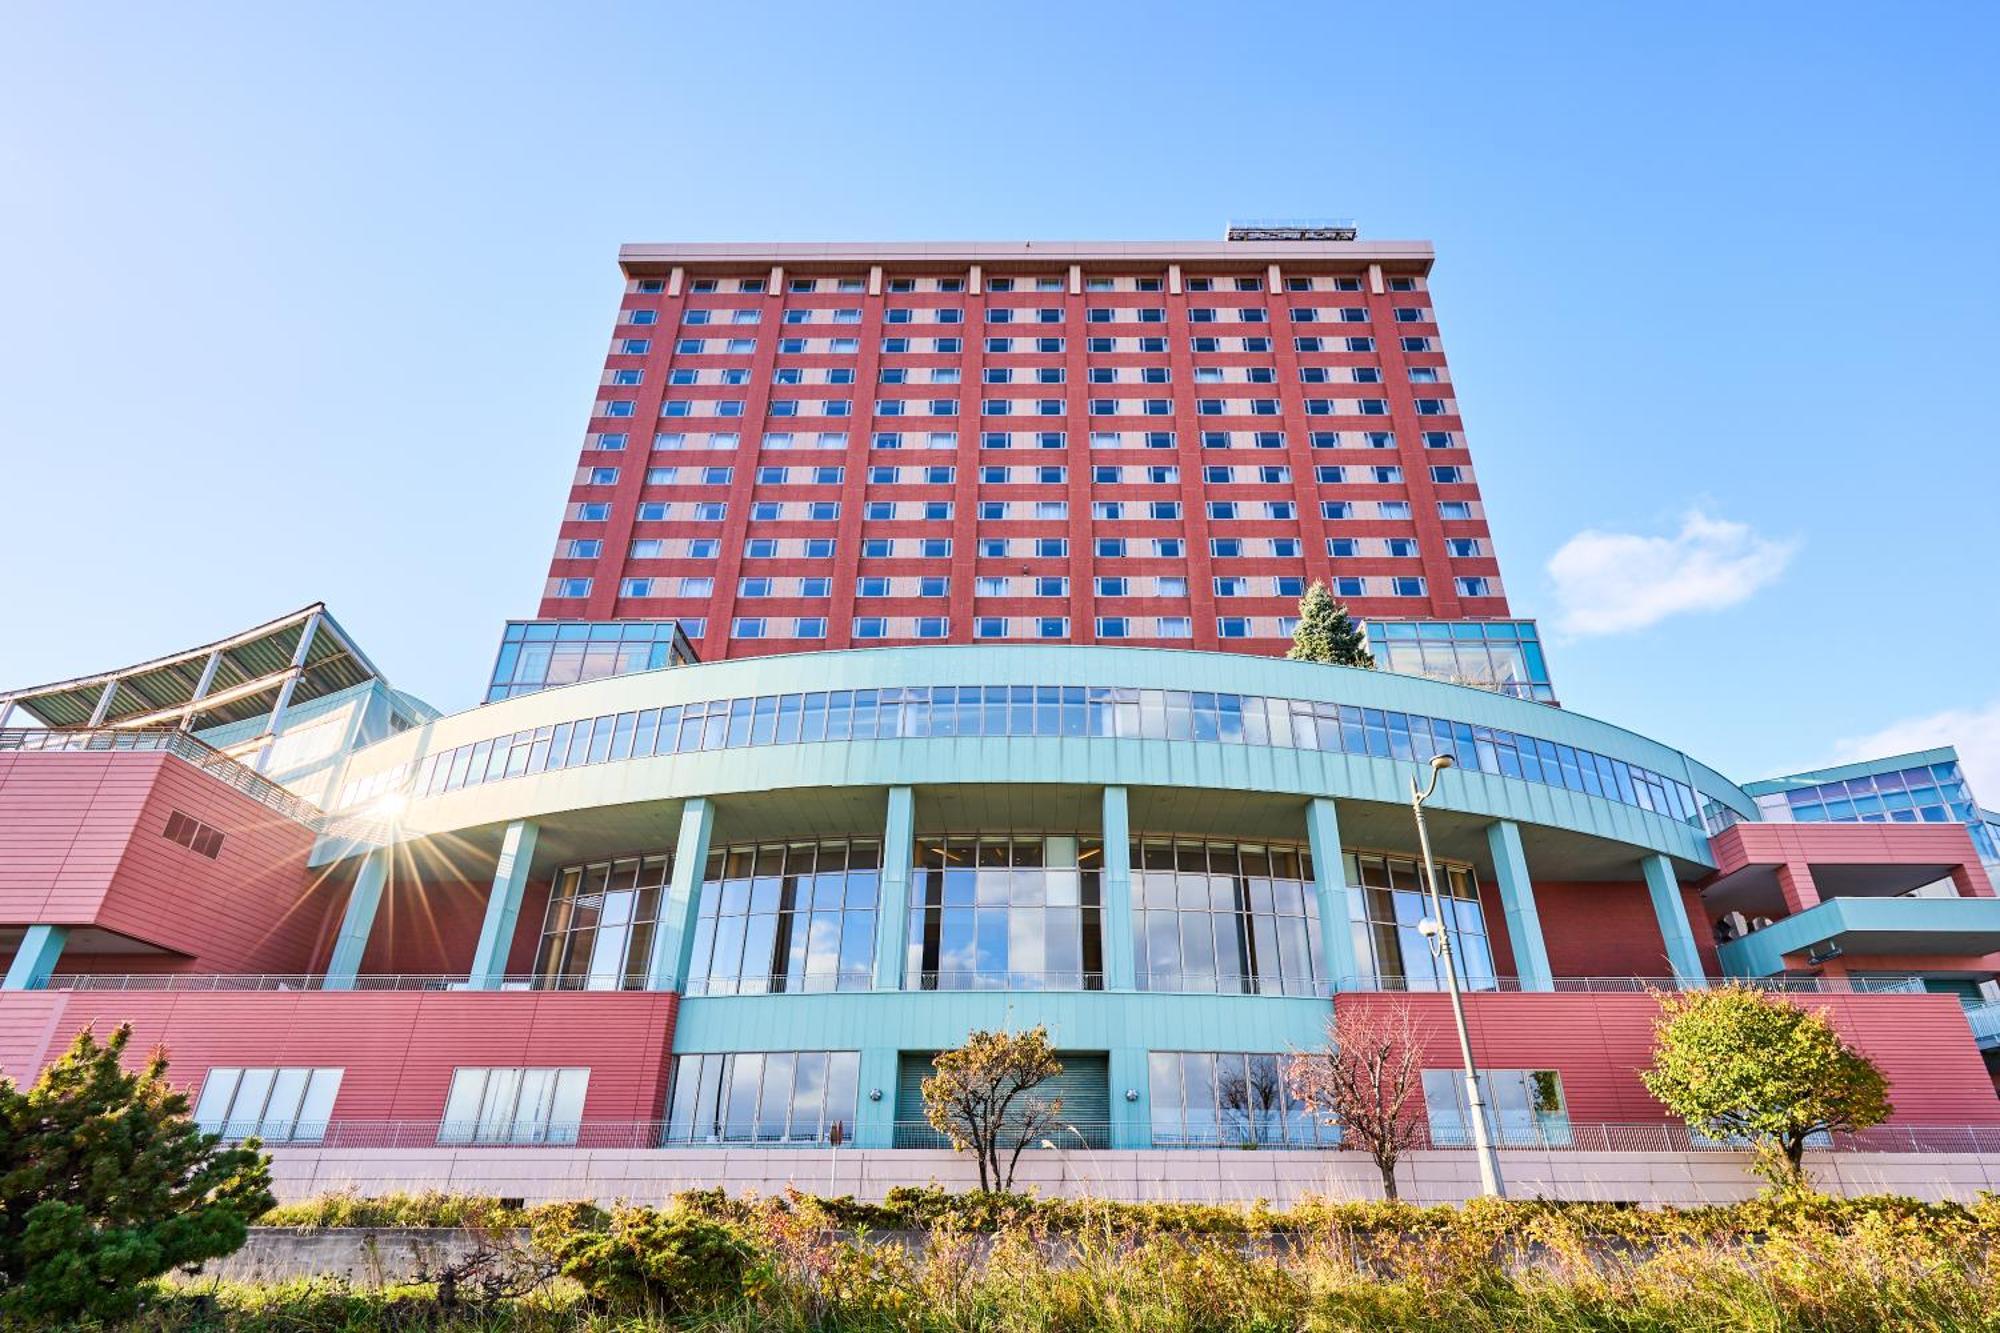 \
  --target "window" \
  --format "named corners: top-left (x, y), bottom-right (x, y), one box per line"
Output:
top-left (194, 1067), bottom-right (342, 1143)
top-left (1096, 617), bottom-right (1128, 638)
top-left (1456, 576), bottom-right (1494, 597)
top-left (679, 576), bottom-right (714, 596)
top-left (666, 1050), bottom-right (861, 1145)
top-left (976, 618), bottom-right (1005, 638)
top-left (854, 618), bottom-right (887, 638)
top-left (1439, 501), bottom-right (1474, 519)
top-left (602, 400), bottom-right (635, 418)
top-left (439, 1068), bottom-right (589, 1145)
top-left (1349, 850), bottom-right (1495, 990)
top-left (620, 578), bottom-right (655, 597)
top-left (1424, 1069), bottom-right (1569, 1147)
top-left (552, 577), bottom-right (592, 598)
top-left (1217, 617), bottom-right (1249, 638)
top-left (1150, 1051), bottom-right (1332, 1147)
top-left (1391, 577), bottom-right (1426, 596)
top-left (626, 309), bottom-right (658, 325)
top-left (1096, 537), bottom-right (1126, 557)
top-left (688, 838), bottom-right (881, 995)
top-left (534, 853), bottom-right (674, 989)
top-left (908, 834), bottom-right (1104, 989)
top-left (1096, 576), bottom-right (1127, 596)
